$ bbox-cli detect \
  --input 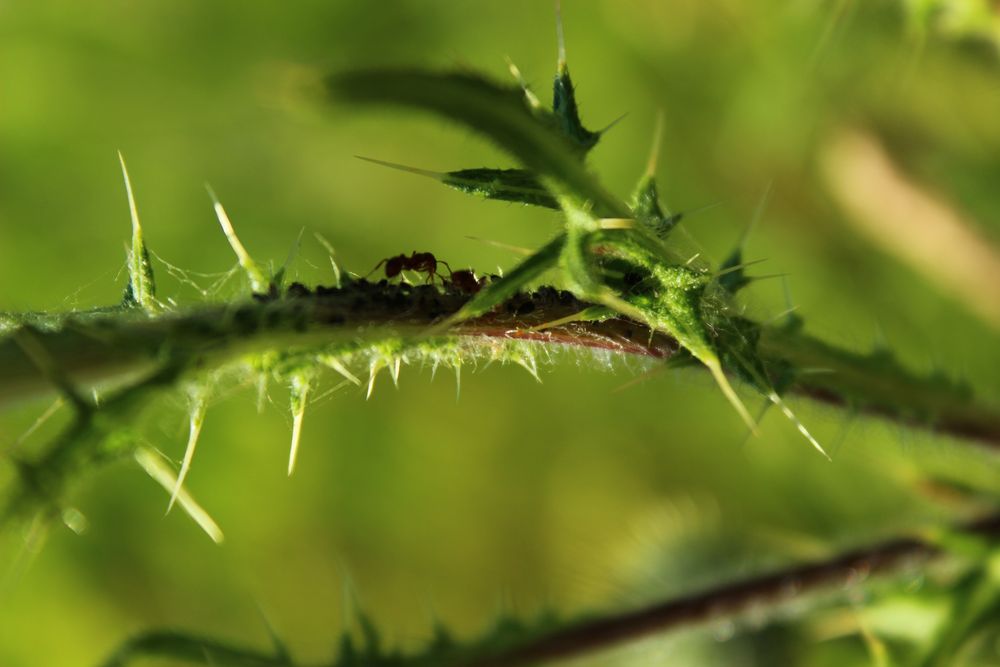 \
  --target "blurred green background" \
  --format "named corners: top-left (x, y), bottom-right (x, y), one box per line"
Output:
top-left (2, 1), bottom-right (1000, 665)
